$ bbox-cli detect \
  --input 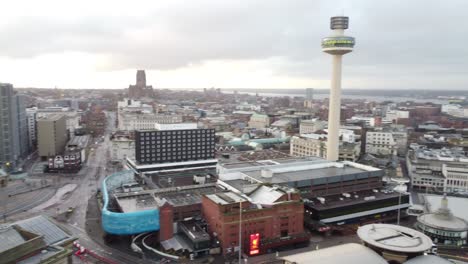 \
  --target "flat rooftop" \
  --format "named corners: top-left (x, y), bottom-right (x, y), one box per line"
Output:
top-left (357, 224), bottom-right (433, 253)
top-left (155, 184), bottom-right (221, 207)
top-left (246, 165), bottom-right (365, 184)
top-left (205, 192), bottom-right (246, 205)
top-left (306, 189), bottom-right (406, 211)
top-left (179, 220), bottom-right (210, 243)
top-left (412, 145), bottom-right (468, 163)
top-left (115, 194), bottom-right (158, 213)
top-left (220, 159), bottom-right (382, 187)
top-left (37, 114), bottom-right (64, 121)
top-left (67, 135), bottom-right (90, 148)
top-left (113, 183), bottom-right (222, 208)
top-left (220, 156), bottom-right (323, 170)
top-left (217, 150), bottom-right (292, 164)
